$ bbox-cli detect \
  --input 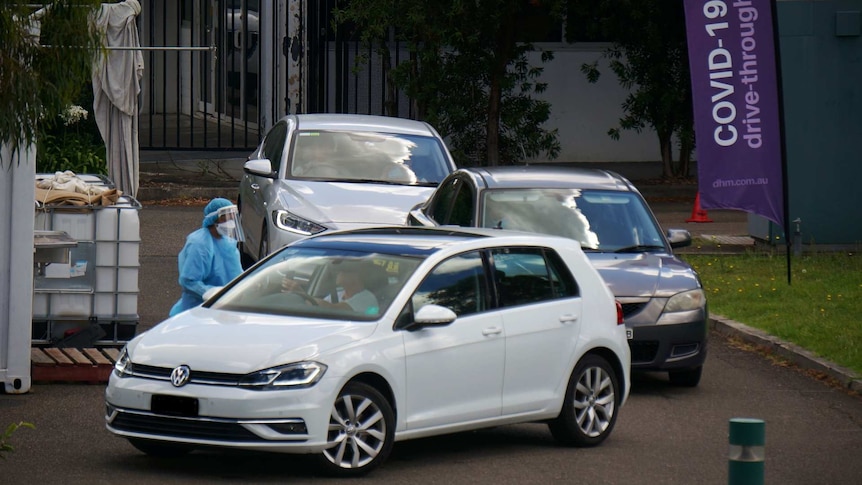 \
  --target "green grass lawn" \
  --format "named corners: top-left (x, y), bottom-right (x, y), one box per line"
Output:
top-left (681, 249), bottom-right (862, 377)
